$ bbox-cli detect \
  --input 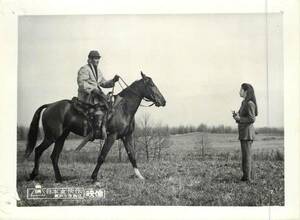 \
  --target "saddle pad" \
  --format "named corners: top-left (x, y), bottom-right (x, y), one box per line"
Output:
top-left (71, 97), bottom-right (106, 116)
